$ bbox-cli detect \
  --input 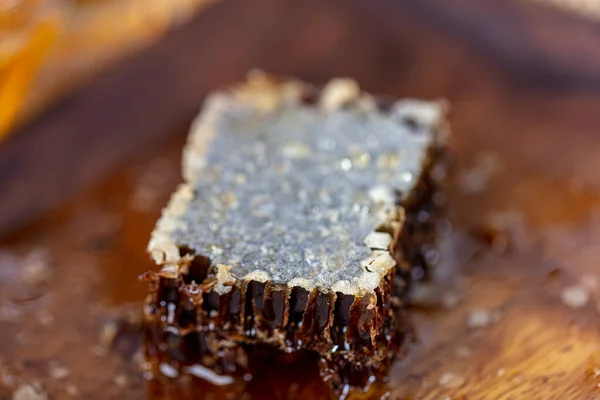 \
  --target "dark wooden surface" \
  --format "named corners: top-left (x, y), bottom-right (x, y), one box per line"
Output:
top-left (400, 0), bottom-right (600, 91)
top-left (2, 1), bottom-right (600, 399)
